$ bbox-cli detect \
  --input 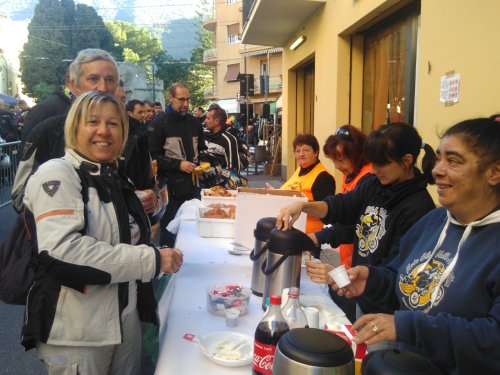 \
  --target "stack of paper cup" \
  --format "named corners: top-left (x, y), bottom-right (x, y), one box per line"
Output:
top-left (303, 307), bottom-right (319, 329)
top-left (328, 264), bottom-right (351, 288)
